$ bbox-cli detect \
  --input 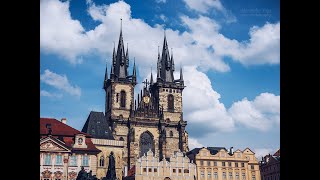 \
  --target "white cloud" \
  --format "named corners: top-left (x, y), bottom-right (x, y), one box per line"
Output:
top-left (183, 66), bottom-right (235, 133)
top-left (228, 93), bottom-right (280, 131)
top-left (40, 69), bottom-right (81, 97)
top-left (155, 0), bottom-right (167, 3)
top-left (188, 137), bottom-right (204, 150)
top-left (183, 0), bottom-right (224, 13)
top-left (182, 0), bottom-right (236, 23)
top-left (40, 0), bottom-right (279, 73)
top-left (40, 90), bottom-right (63, 98)
top-left (40, 0), bottom-right (90, 64)
top-left (181, 16), bottom-right (280, 66)
top-left (159, 14), bottom-right (167, 22)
